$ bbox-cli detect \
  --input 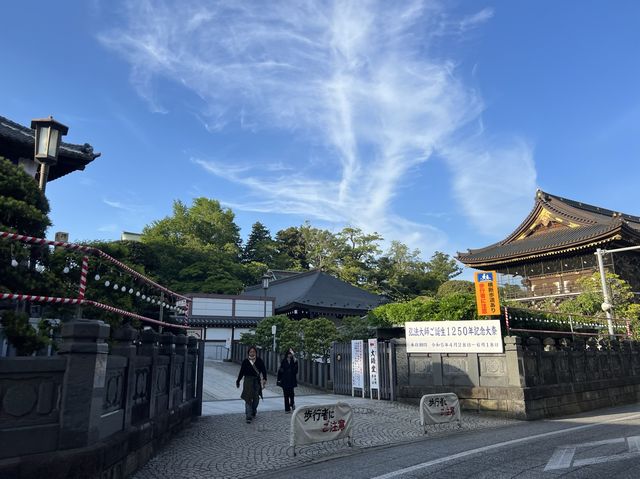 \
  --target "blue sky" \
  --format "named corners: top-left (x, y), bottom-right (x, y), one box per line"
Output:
top-left (2, 1), bottom-right (640, 273)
